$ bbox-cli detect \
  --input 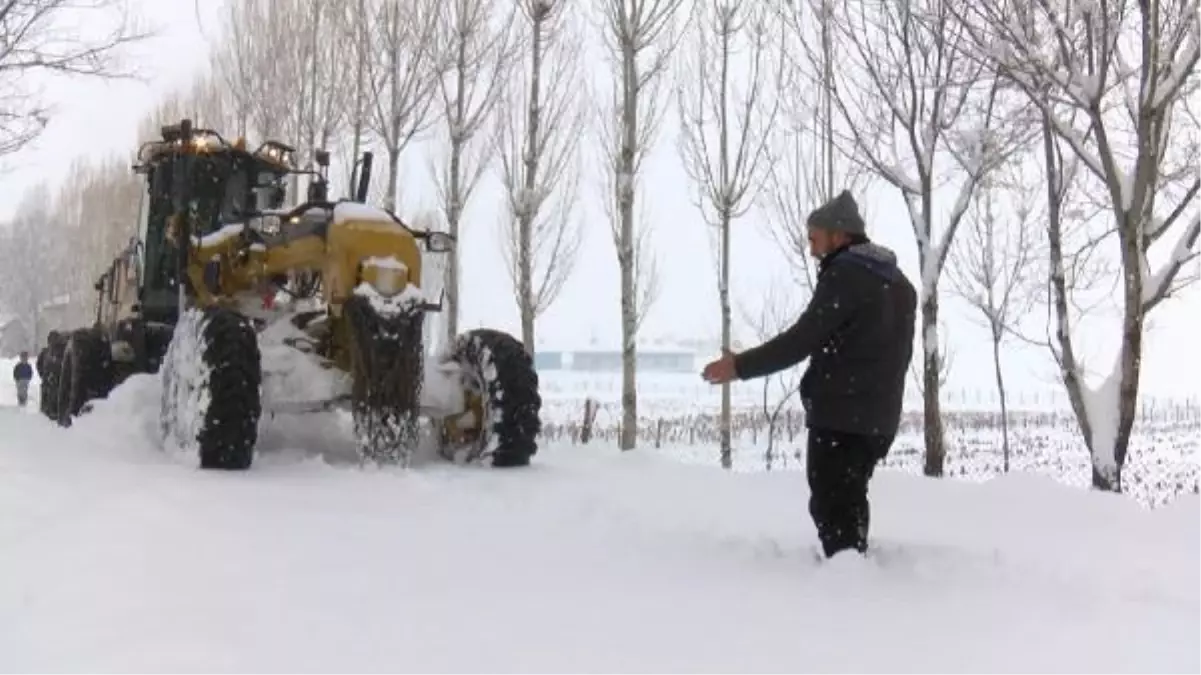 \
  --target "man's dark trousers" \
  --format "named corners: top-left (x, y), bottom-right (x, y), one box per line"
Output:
top-left (806, 428), bottom-right (893, 558)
